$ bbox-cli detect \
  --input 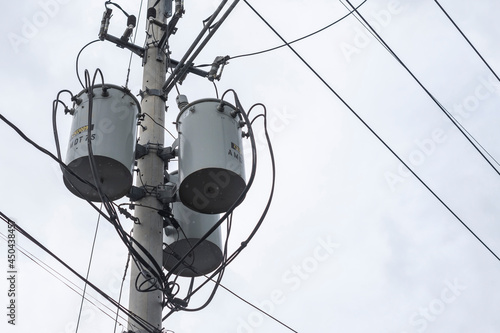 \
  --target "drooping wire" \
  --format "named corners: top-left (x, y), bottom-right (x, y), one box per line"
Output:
top-left (241, 0), bottom-right (500, 264)
top-left (434, 0), bottom-right (500, 82)
top-left (341, 0), bottom-right (500, 177)
top-left (75, 204), bottom-right (103, 333)
top-left (228, 0), bottom-right (368, 61)
top-left (76, 40), bottom-right (100, 89)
